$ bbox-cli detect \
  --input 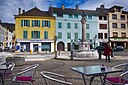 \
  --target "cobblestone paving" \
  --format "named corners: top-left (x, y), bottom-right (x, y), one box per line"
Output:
top-left (3, 58), bottom-right (128, 85)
